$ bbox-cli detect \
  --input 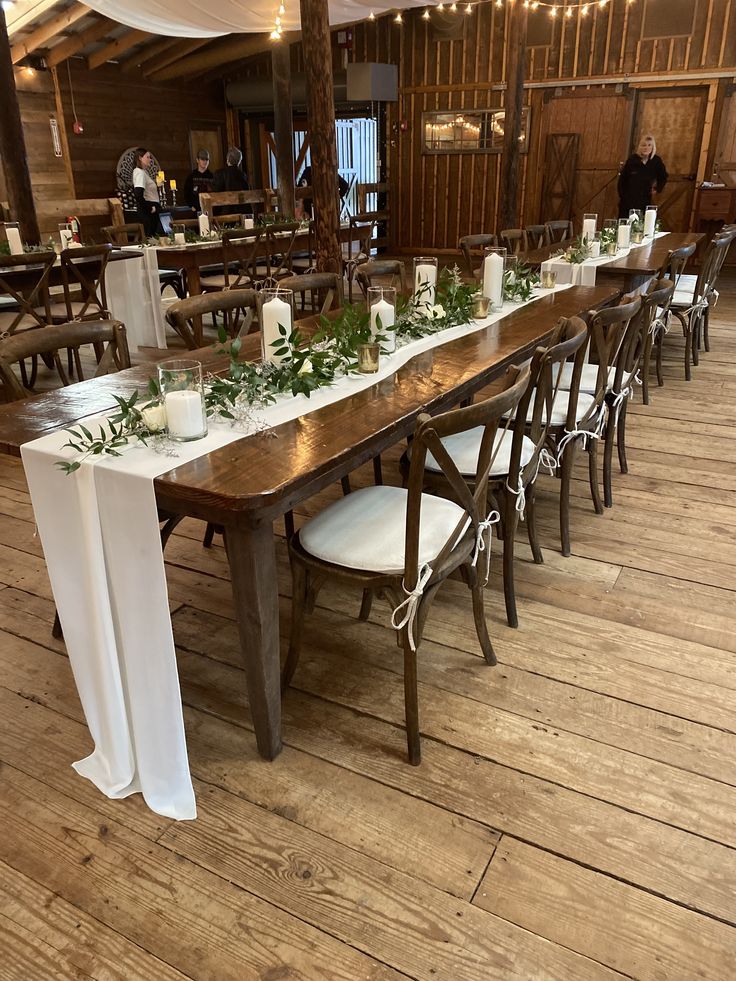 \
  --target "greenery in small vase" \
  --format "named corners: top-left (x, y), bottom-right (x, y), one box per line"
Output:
top-left (599, 226), bottom-right (617, 248)
top-left (557, 235), bottom-right (590, 266)
top-left (503, 263), bottom-right (539, 302)
top-left (630, 216), bottom-right (644, 235)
